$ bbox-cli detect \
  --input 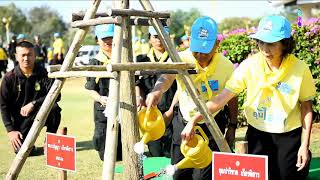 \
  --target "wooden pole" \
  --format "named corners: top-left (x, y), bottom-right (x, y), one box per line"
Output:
top-left (101, 1), bottom-right (124, 179)
top-left (119, 0), bottom-right (143, 179)
top-left (107, 8), bottom-right (170, 18)
top-left (48, 71), bottom-right (116, 79)
top-left (58, 127), bottom-right (68, 180)
top-left (47, 62), bottom-right (195, 73)
top-left (71, 16), bottom-right (122, 28)
top-left (130, 17), bottom-right (167, 26)
top-left (235, 141), bottom-right (248, 154)
top-left (139, 0), bottom-right (231, 153)
top-left (5, 1), bottom-right (101, 179)
top-left (106, 62), bottom-right (195, 72)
